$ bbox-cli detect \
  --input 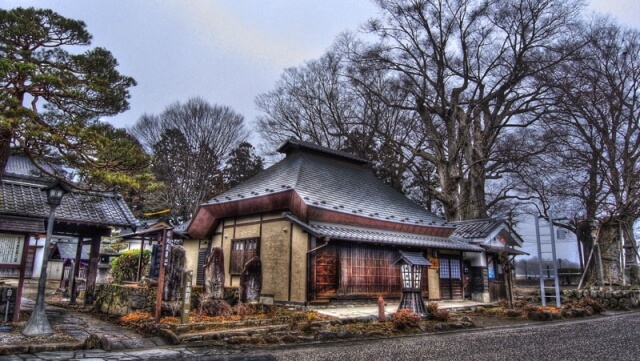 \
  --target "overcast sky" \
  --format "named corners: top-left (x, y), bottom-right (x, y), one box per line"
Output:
top-left (2, 0), bottom-right (639, 144)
